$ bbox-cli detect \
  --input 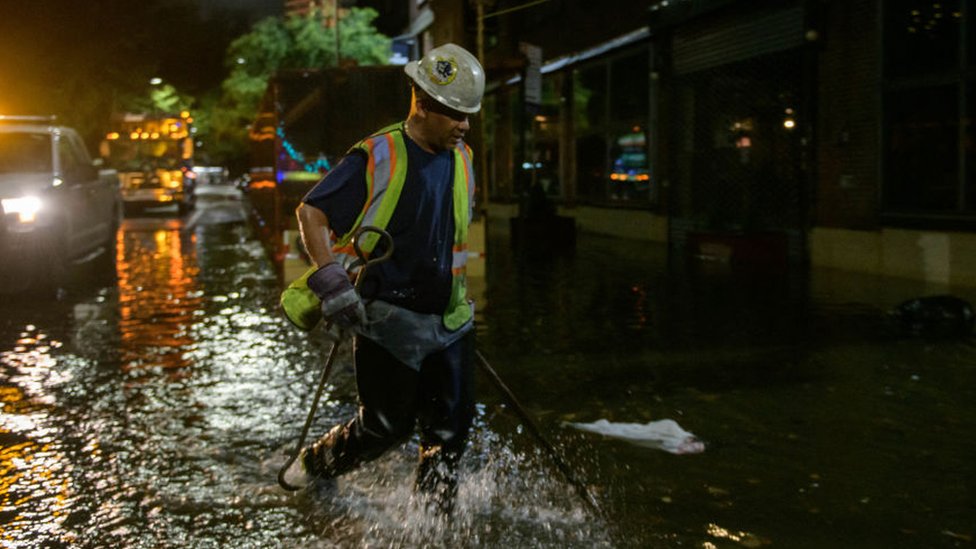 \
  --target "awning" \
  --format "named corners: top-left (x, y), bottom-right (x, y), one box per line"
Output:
top-left (394, 7), bottom-right (434, 41)
top-left (504, 26), bottom-right (651, 85)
